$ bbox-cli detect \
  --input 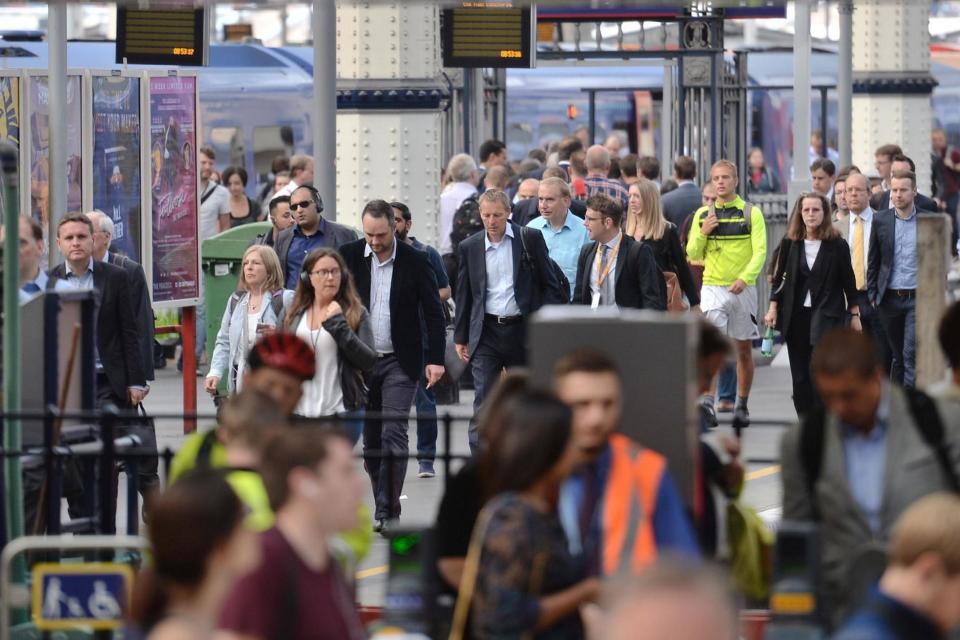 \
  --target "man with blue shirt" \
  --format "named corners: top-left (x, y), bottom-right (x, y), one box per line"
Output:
top-left (781, 328), bottom-right (960, 629)
top-left (527, 177), bottom-right (589, 300)
top-left (868, 169), bottom-right (926, 388)
top-left (554, 349), bottom-right (699, 577)
top-left (274, 185), bottom-right (357, 289)
top-left (392, 201), bottom-right (451, 478)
